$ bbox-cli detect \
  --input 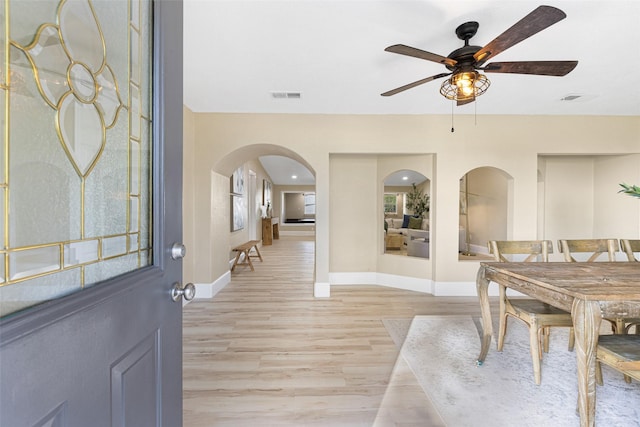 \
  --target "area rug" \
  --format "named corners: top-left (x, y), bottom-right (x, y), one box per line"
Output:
top-left (384, 316), bottom-right (640, 427)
